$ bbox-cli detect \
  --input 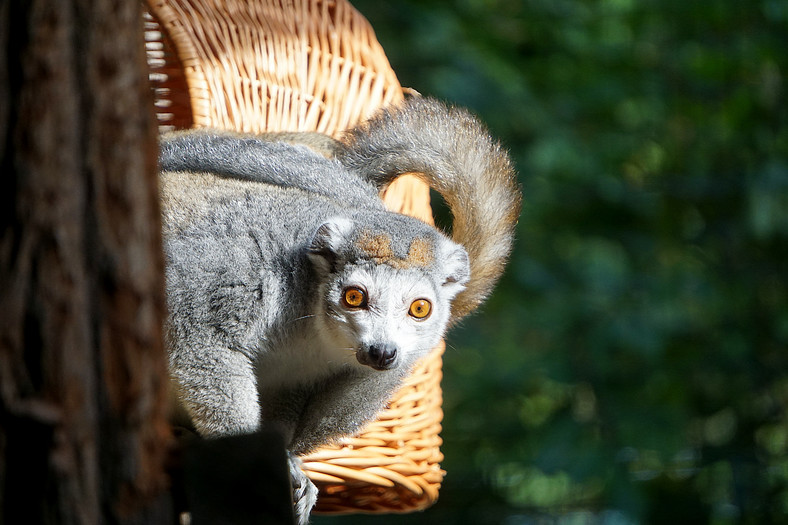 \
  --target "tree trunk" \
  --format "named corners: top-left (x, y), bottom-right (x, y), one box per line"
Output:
top-left (0, 0), bottom-right (172, 523)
